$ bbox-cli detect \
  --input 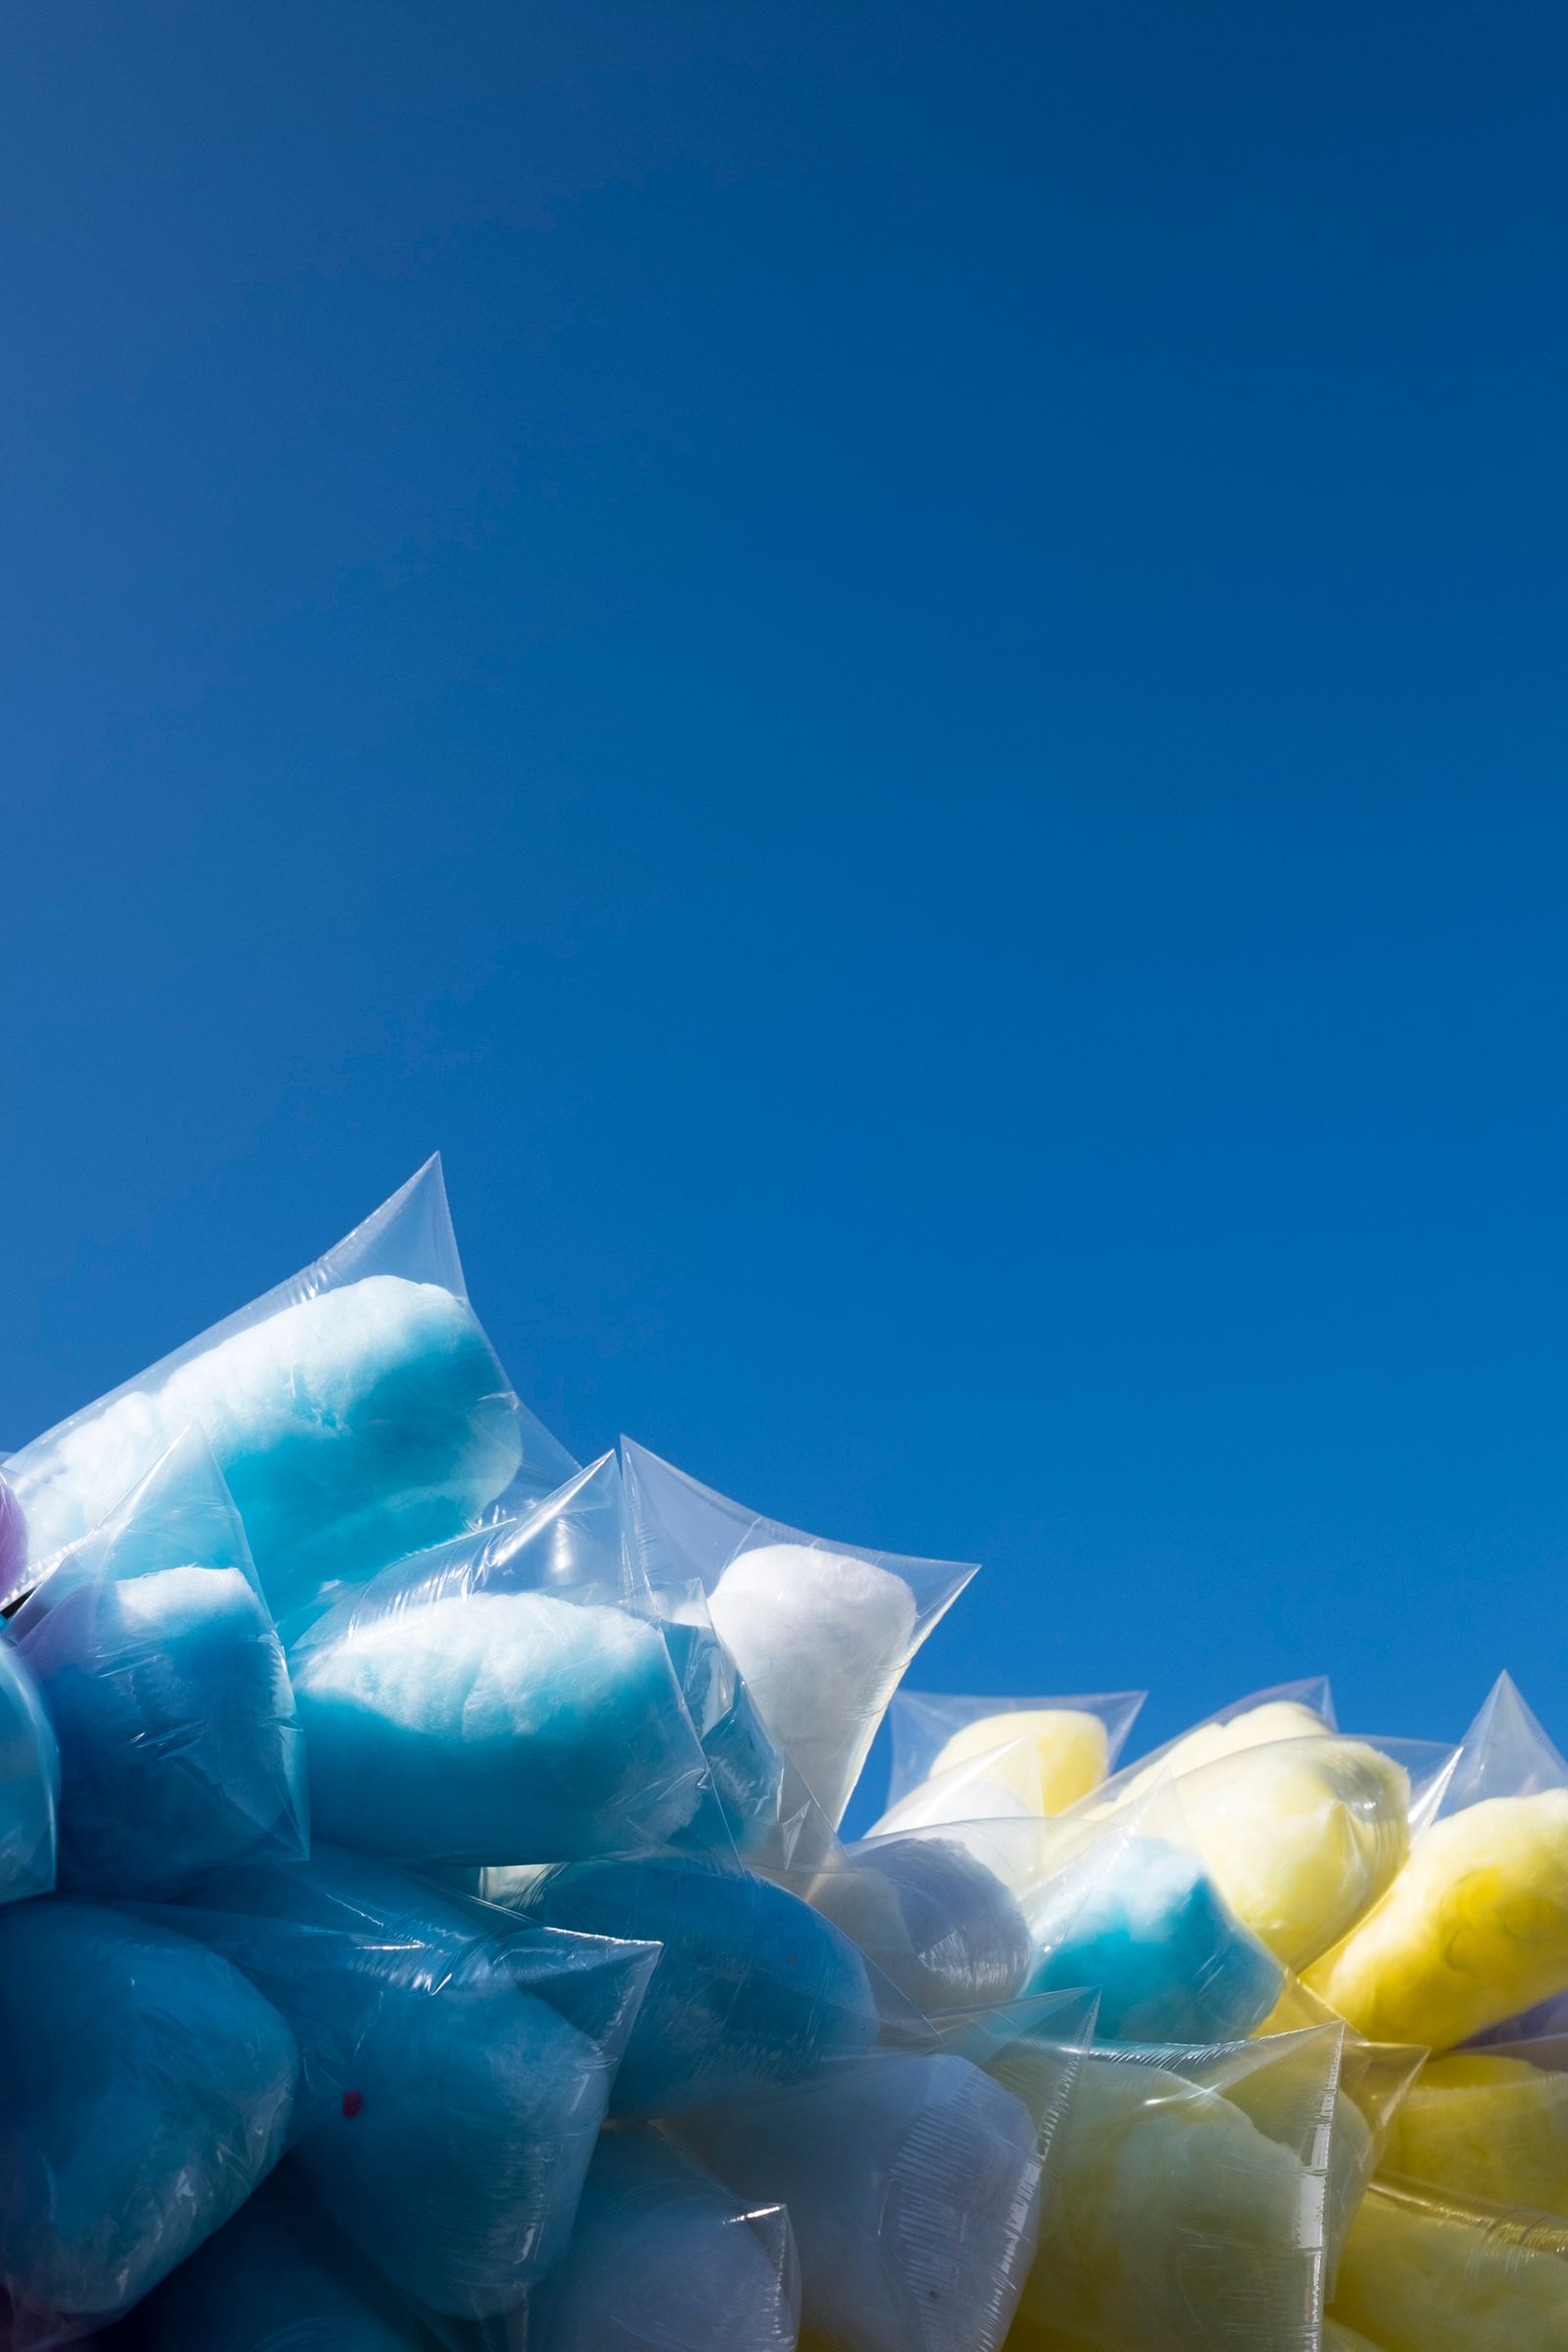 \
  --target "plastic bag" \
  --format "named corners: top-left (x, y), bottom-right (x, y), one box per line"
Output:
top-left (522, 2131), bottom-right (800, 2352)
top-left (4, 1162), bottom-right (572, 1623)
top-left (488, 1848), bottom-right (881, 2114)
top-left (1331, 2177), bottom-right (1568, 2349)
top-left (176, 1844), bottom-right (658, 2320)
top-left (0, 1898), bottom-right (297, 2348)
top-left (1323, 2324), bottom-right (1384, 2351)
top-left (0, 1472), bottom-right (25, 1596)
top-left (1378, 2042), bottom-right (1568, 2220)
top-left (287, 1454), bottom-right (713, 1866)
top-left (1162, 1733), bottom-right (1456, 1974)
top-left (805, 1827), bottom-right (1036, 2018)
top-left (882, 1690), bottom-right (1146, 1826)
top-left (681, 2044), bottom-right (1052, 2352)
top-left (9, 1429), bottom-right (306, 1898)
top-left (621, 1439), bottom-right (975, 1828)
top-left (1015, 2025), bottom-right (1344, 2350)
top-left (1018, 1785), bottom-right (1285, 2044)
top-left (0, 1634), bottom-right (57, 1905)
top-left (1305, 1675), bottom-right (1568, 2049)
top-left (1092, 1677), bottom-right (1337, 1810)
top-left (133, 2177), bottom-right (439, 2351)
